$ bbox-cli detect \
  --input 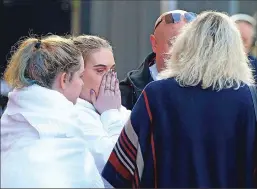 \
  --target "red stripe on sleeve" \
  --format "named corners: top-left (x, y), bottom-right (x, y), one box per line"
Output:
top-left (143, 90), bottom-right (157, 188)
top-left (120, 131), bottom-right (136, 161)
top-left (121, 129), bottom-right (137, 156)
top-left (109, 151), bottom-right (132, 180)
